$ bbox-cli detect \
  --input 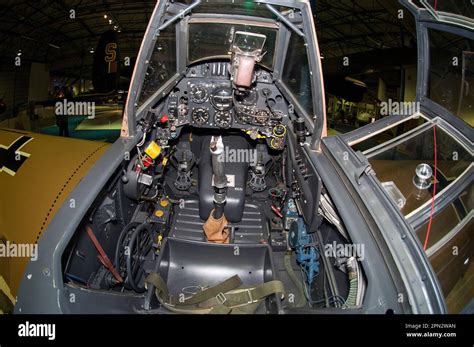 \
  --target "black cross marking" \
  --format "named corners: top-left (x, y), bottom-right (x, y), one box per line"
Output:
top-left (0, 136), bottom-right (33, 176)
